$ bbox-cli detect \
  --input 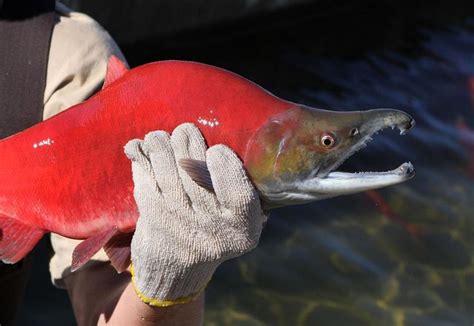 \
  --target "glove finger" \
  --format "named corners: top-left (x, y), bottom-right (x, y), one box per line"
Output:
top-left (124, 138), bottom-right (163, 200)
top-left (170, 123), bottom-right (219, 211)
top-left (124, 139), bottom-right (155, 178)
top-left (142, 130), bottom-right (190, 208)
top-left (206, 144), bottom-right (263, 219)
